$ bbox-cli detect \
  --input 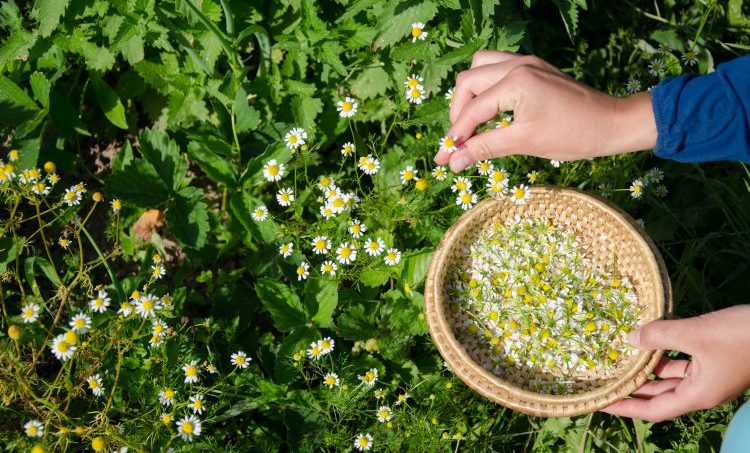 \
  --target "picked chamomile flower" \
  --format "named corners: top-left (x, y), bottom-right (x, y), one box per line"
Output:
top-left (509, 184), bottom-right (530, 205)
top-left (497, 115), bottom-right (513, 128)
top-left (376, 406), bottom-right (392, 423)
top-left (279, 242), bottom-right (294, 258)
top-left (296, 261), bottom-right (310, 281)
top-left (87, 374), bottom-right (105, 397)
top-left (323, 372), bottom-right (340, 388)
top-left (311, 236), bottom-right (332, 255)
top-left (348, 219), bottom-right (366, 238)
top-left (410, 21), bottom-right (427, 42)
top-left (384, 248), bottom-right (401, 266)
top-left (451, 176), bottom-right (471, 193)
top-left (476, 160), bottom-right (494, 175)
top-left (151, 264), bottom-right (166, 280)
top-left (358, 368), bottom-right (378, 387)
top-left (527, 170), bottom-right (539, 184)
top-left (89, 289), bottom-right (110, 313)
top-left (284, 127), bottom-right (307, 149)
top-left (320, 260), bottom-right (338, 276)
top-left (231, 350), bottom-right (251, 369)
top-left (357, 154), bottom-right (380, 175)
top-left (405, 85), bottom-right (426, 104)
top-left (189, 394), bottom-right (206, 414)
top-left (354, 433), bottom-right (374, 451)
top-left (63, 185), bottom-right (82, 206)
top-left (364, 237), bottom-right (385, 256)
top-left (624, 79), bottom-right (641, 94)
top-left (24, 420), bottom-right (44, 438)
top-left (629, 179), bottom-right (644, 199)
top-left (337, 96), bottom-right (358, 118)
top-left (51, 334), bottom-right (76, 361)
top-left (444, 87), bottom-right (455, 104)
top-left (456, 190), bottom-right (477, 210)
top-left (399, 166), bottom-right (418, 184)
top-left (439, 135), bottom-right (458, 154)
top-left (176, 414), bottom-right (202, 442)
top-left (251, 205), bottom-right (269, 221)
top-left (183, 360), bottom-right (201, 384)
top-left (486, 181), bottom-right (507, 199)
top-left (135, 294), bottom-right (159, 318)
top-left (432, 166), bottom-right (447, 181)
top-left (681, 48), bottom-right (700, 66)
top-left (263, 159), bottom-right (285, 182)
top-left (276, 187), bottom-right (294, 207)
top-left (21, 302), bottom-right (40, 323)
top-left (341, 142), bottom-right (355, 157)
top-left (404, 74), bottom-right (424, 89)
top-left (336, 242), bottom-right (357, 265)
top-left (69, 313), bottom-right (91, 333)
top-left (159, 388), bottom-right (176, 406)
